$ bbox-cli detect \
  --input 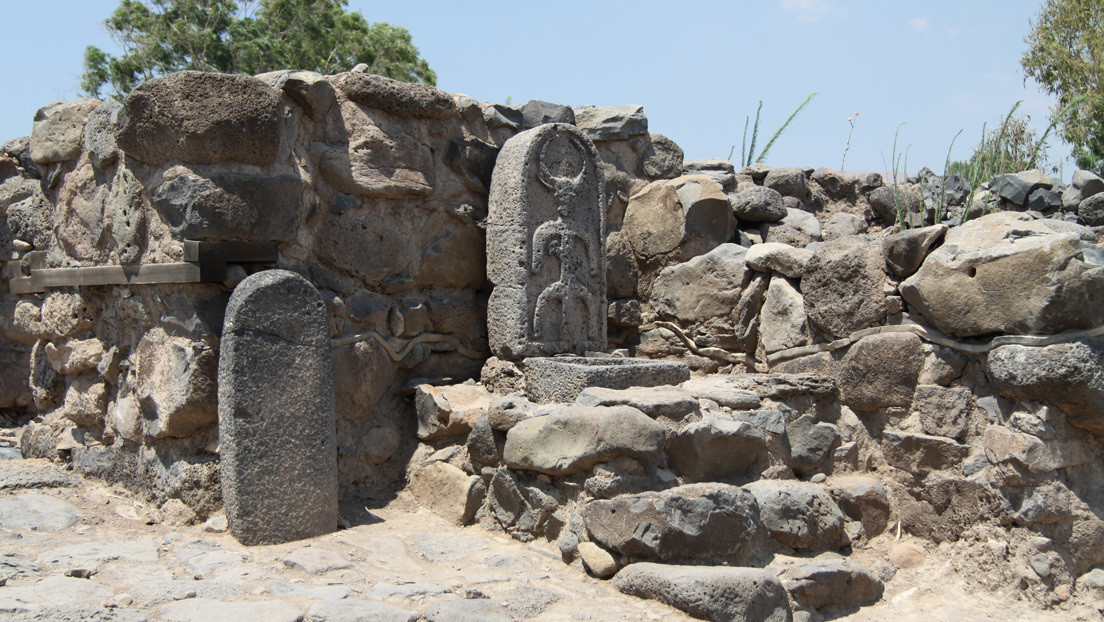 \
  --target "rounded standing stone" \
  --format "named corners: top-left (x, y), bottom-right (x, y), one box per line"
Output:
top-left (219, 270), bottom-right (337, 545)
